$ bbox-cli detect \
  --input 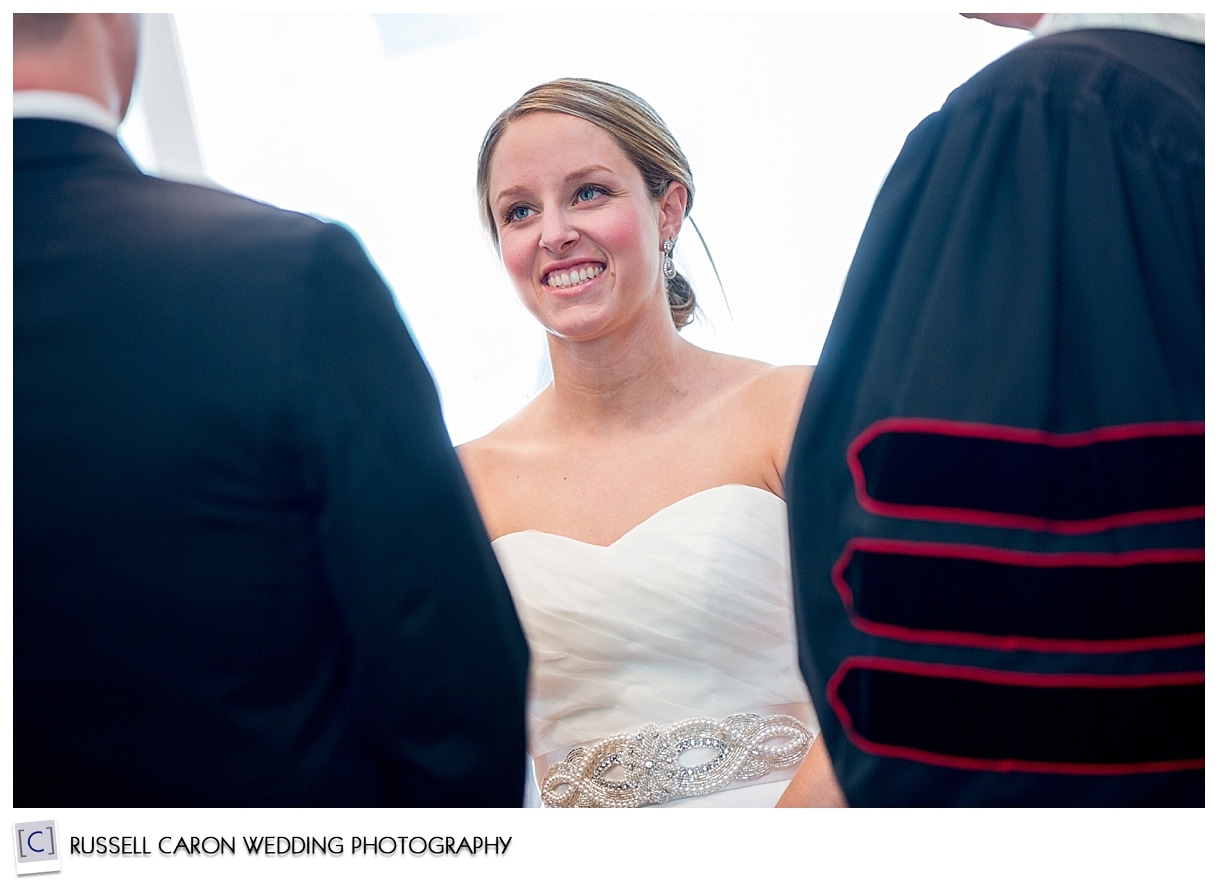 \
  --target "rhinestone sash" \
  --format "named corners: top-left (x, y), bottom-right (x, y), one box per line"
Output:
top-left (538, 712), bottom-right (814, 808)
